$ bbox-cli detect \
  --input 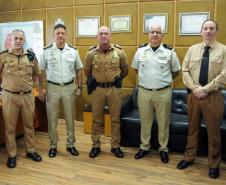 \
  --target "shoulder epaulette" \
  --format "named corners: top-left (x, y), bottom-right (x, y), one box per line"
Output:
top-left (163, 43), bottom-right (173, 50)
top-left (44, 44), bottom-right (53, 50)
top-left (68, 44), bottom-right (77, 50)
top-left (26, 48), bottom-right (36, 61)
top-left (114, 44), bottom-right (122, 50)
top-left (88, 45), bottom-right (97, 51)
top-left (139, 43), bottom-right (148, 48)
top-left (0, 49), bottom-right (8, 55)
